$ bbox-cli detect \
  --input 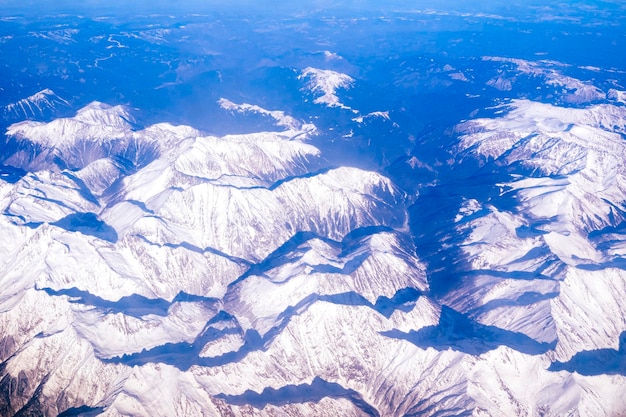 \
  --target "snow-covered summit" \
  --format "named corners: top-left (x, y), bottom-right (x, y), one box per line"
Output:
top-left (217, 98), bottom-right (311, 132)
top-left (299, 67), bottom-right (354, 109)
top-left (352, 111), bottom-right (390, 123)
top-left (3, 88), bottom-right (71, 120)
top-left (458, 99), bottom-right (626, 172)
top-left (6, 101), bottom-right (133, 148)
top-left (483, 57), bottom-right (606, 103)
